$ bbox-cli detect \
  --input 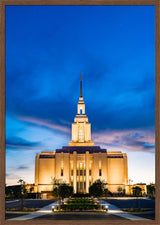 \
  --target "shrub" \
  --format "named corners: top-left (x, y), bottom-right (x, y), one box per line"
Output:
top-left (11, 208), bottom-right (16, 211)
top-left (30, 208), bottom-right (35, 212)
top-left (23, 207), bottom-right (28, 212)
top-left (129, 208), bottom-right (134, 212)
top-left (59, 197), bottom-right (101, 211)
